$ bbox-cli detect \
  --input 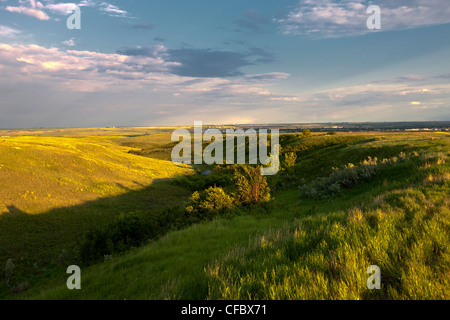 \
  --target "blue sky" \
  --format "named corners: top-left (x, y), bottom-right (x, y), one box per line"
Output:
top-left (0, 0), bottom-right (449, 127)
